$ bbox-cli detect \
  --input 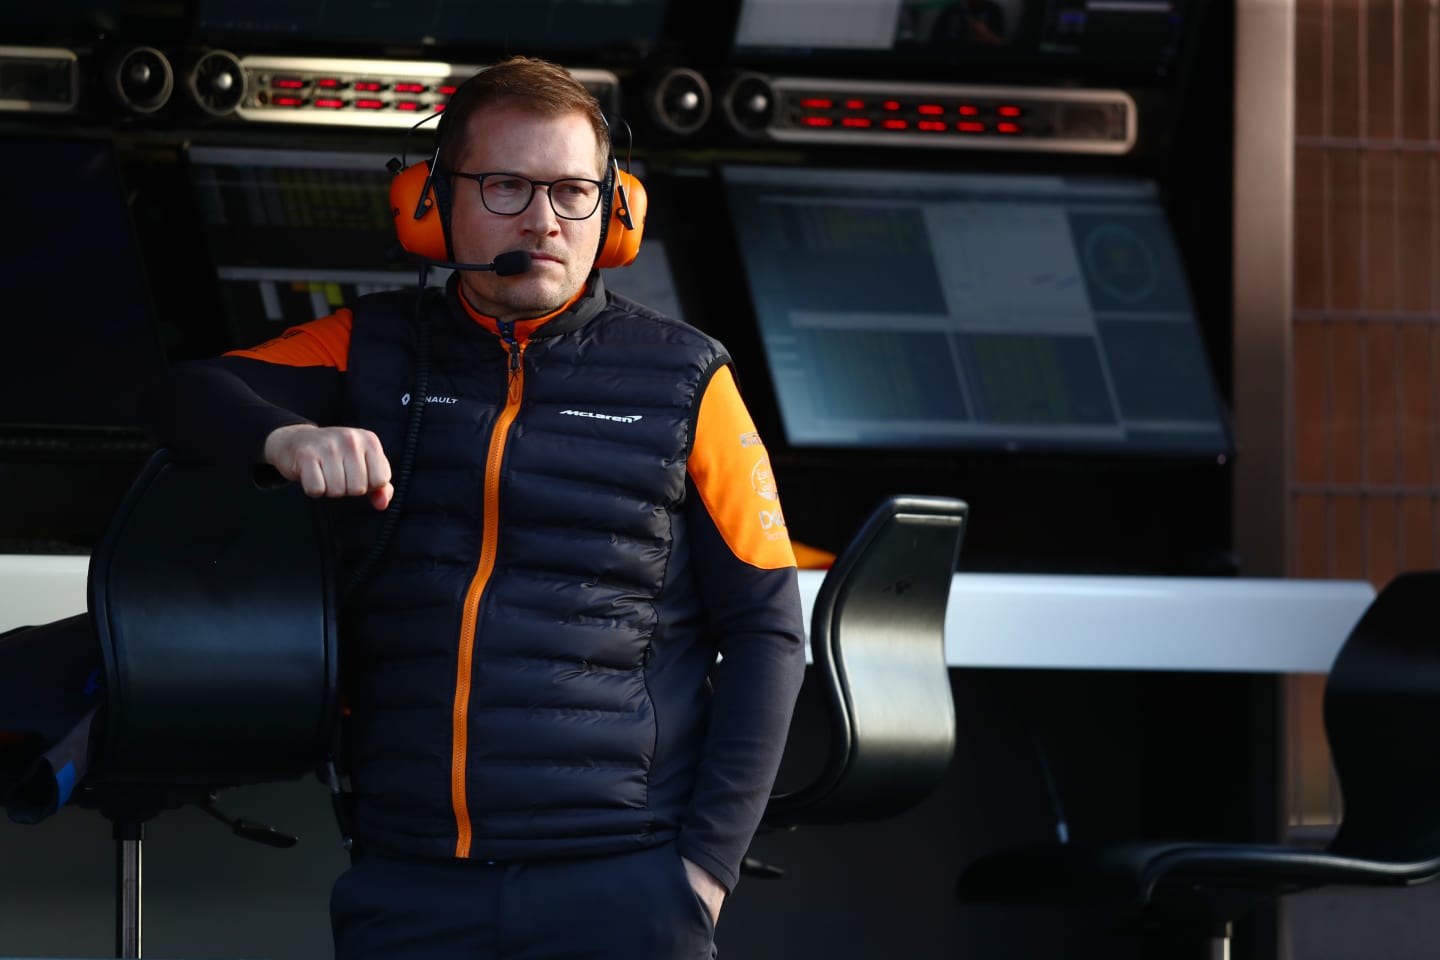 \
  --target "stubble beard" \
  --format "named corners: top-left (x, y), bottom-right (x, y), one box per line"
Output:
top-left (462, 272), bottom-right (568, 321)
